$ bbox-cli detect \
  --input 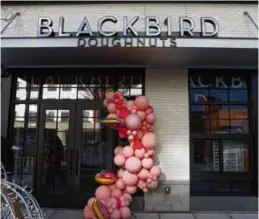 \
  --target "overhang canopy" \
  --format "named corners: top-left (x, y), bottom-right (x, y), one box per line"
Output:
top-left (1, 37), bottom-right (258, 69)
